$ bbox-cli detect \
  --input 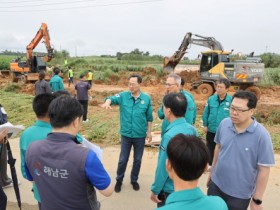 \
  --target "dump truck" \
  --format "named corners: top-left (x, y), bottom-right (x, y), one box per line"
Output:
top-left (9, 23), bottom-right (54, 83)
top-left (164, 32), bottom-right (264, 99)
